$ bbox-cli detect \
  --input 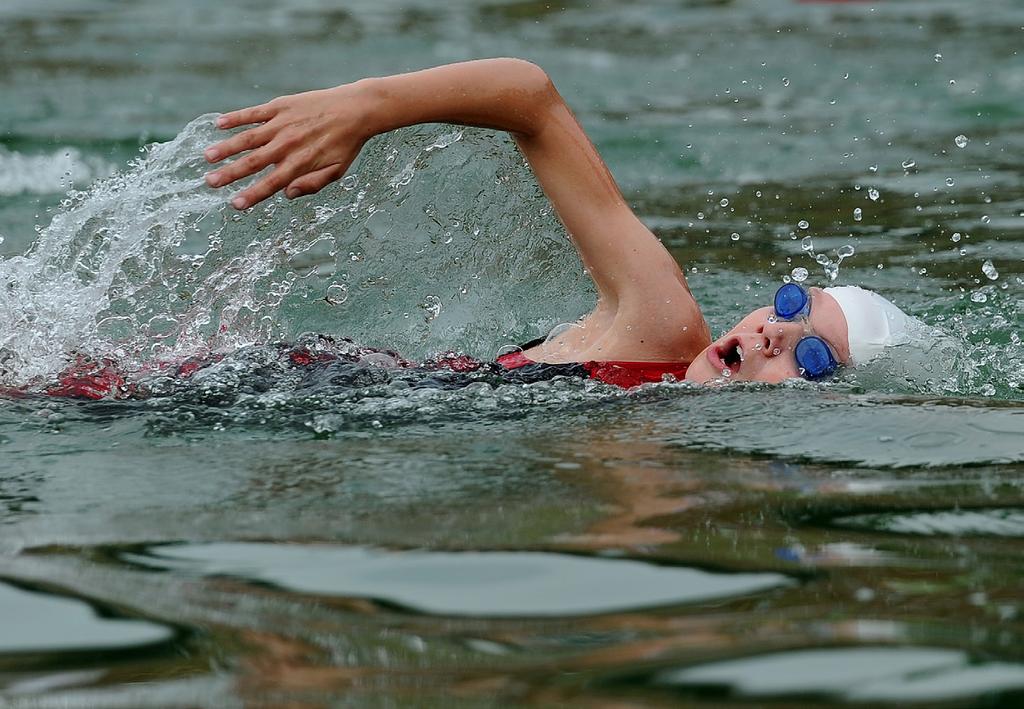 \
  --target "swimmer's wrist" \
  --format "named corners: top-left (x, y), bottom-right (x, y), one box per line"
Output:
top-left (344, 77), bottom-right (390, 141)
